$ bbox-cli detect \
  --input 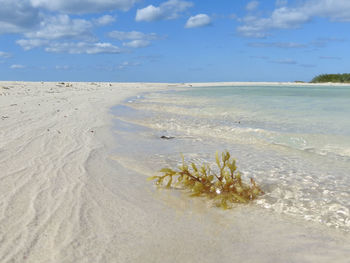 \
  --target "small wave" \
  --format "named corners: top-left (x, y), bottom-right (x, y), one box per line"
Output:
top-left (129, 107), bottom-right (350, 161)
